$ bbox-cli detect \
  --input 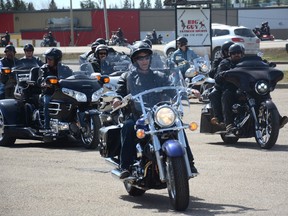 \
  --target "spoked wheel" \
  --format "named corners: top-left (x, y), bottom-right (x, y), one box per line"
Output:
top-left (124, 181), bottom-right (146, 196)
top-left (0, 110), bottom-right (16, 146)
top-left (80, 115), bottom-right (101, 149)
top-left (166, 157), bottom-right (189, 211)
top-left (256, 106), bottom-right (279, 149)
